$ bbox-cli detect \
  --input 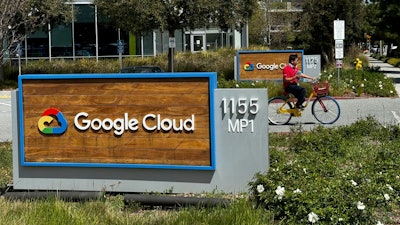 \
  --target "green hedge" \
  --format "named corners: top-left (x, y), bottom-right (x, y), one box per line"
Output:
top-left (2, 51), bottom-right (397, 97)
